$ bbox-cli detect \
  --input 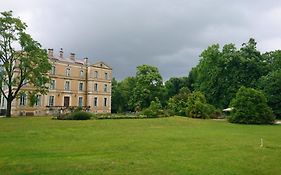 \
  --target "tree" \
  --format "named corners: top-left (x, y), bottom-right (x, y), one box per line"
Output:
top-left (167, 87), bottom-right (190, 116)
top-left (142, 97), bottom-right (162, 117)
top-left (129, 65), bottom-right (164, 111)
top-left (164, 77), bottom-right (190, 100)
top-left (258, 70), bottom-right (281, 118)
top-left (190, 39), bottom-right (269, 109)
top-left (186, 91), bottom-right (215, 119)
top-left (229, 87), bottom-right (274, 124)
top-left (111, 77), bottom-right (136, 113)
top-left (0, 11), bottom-right (51, 117)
